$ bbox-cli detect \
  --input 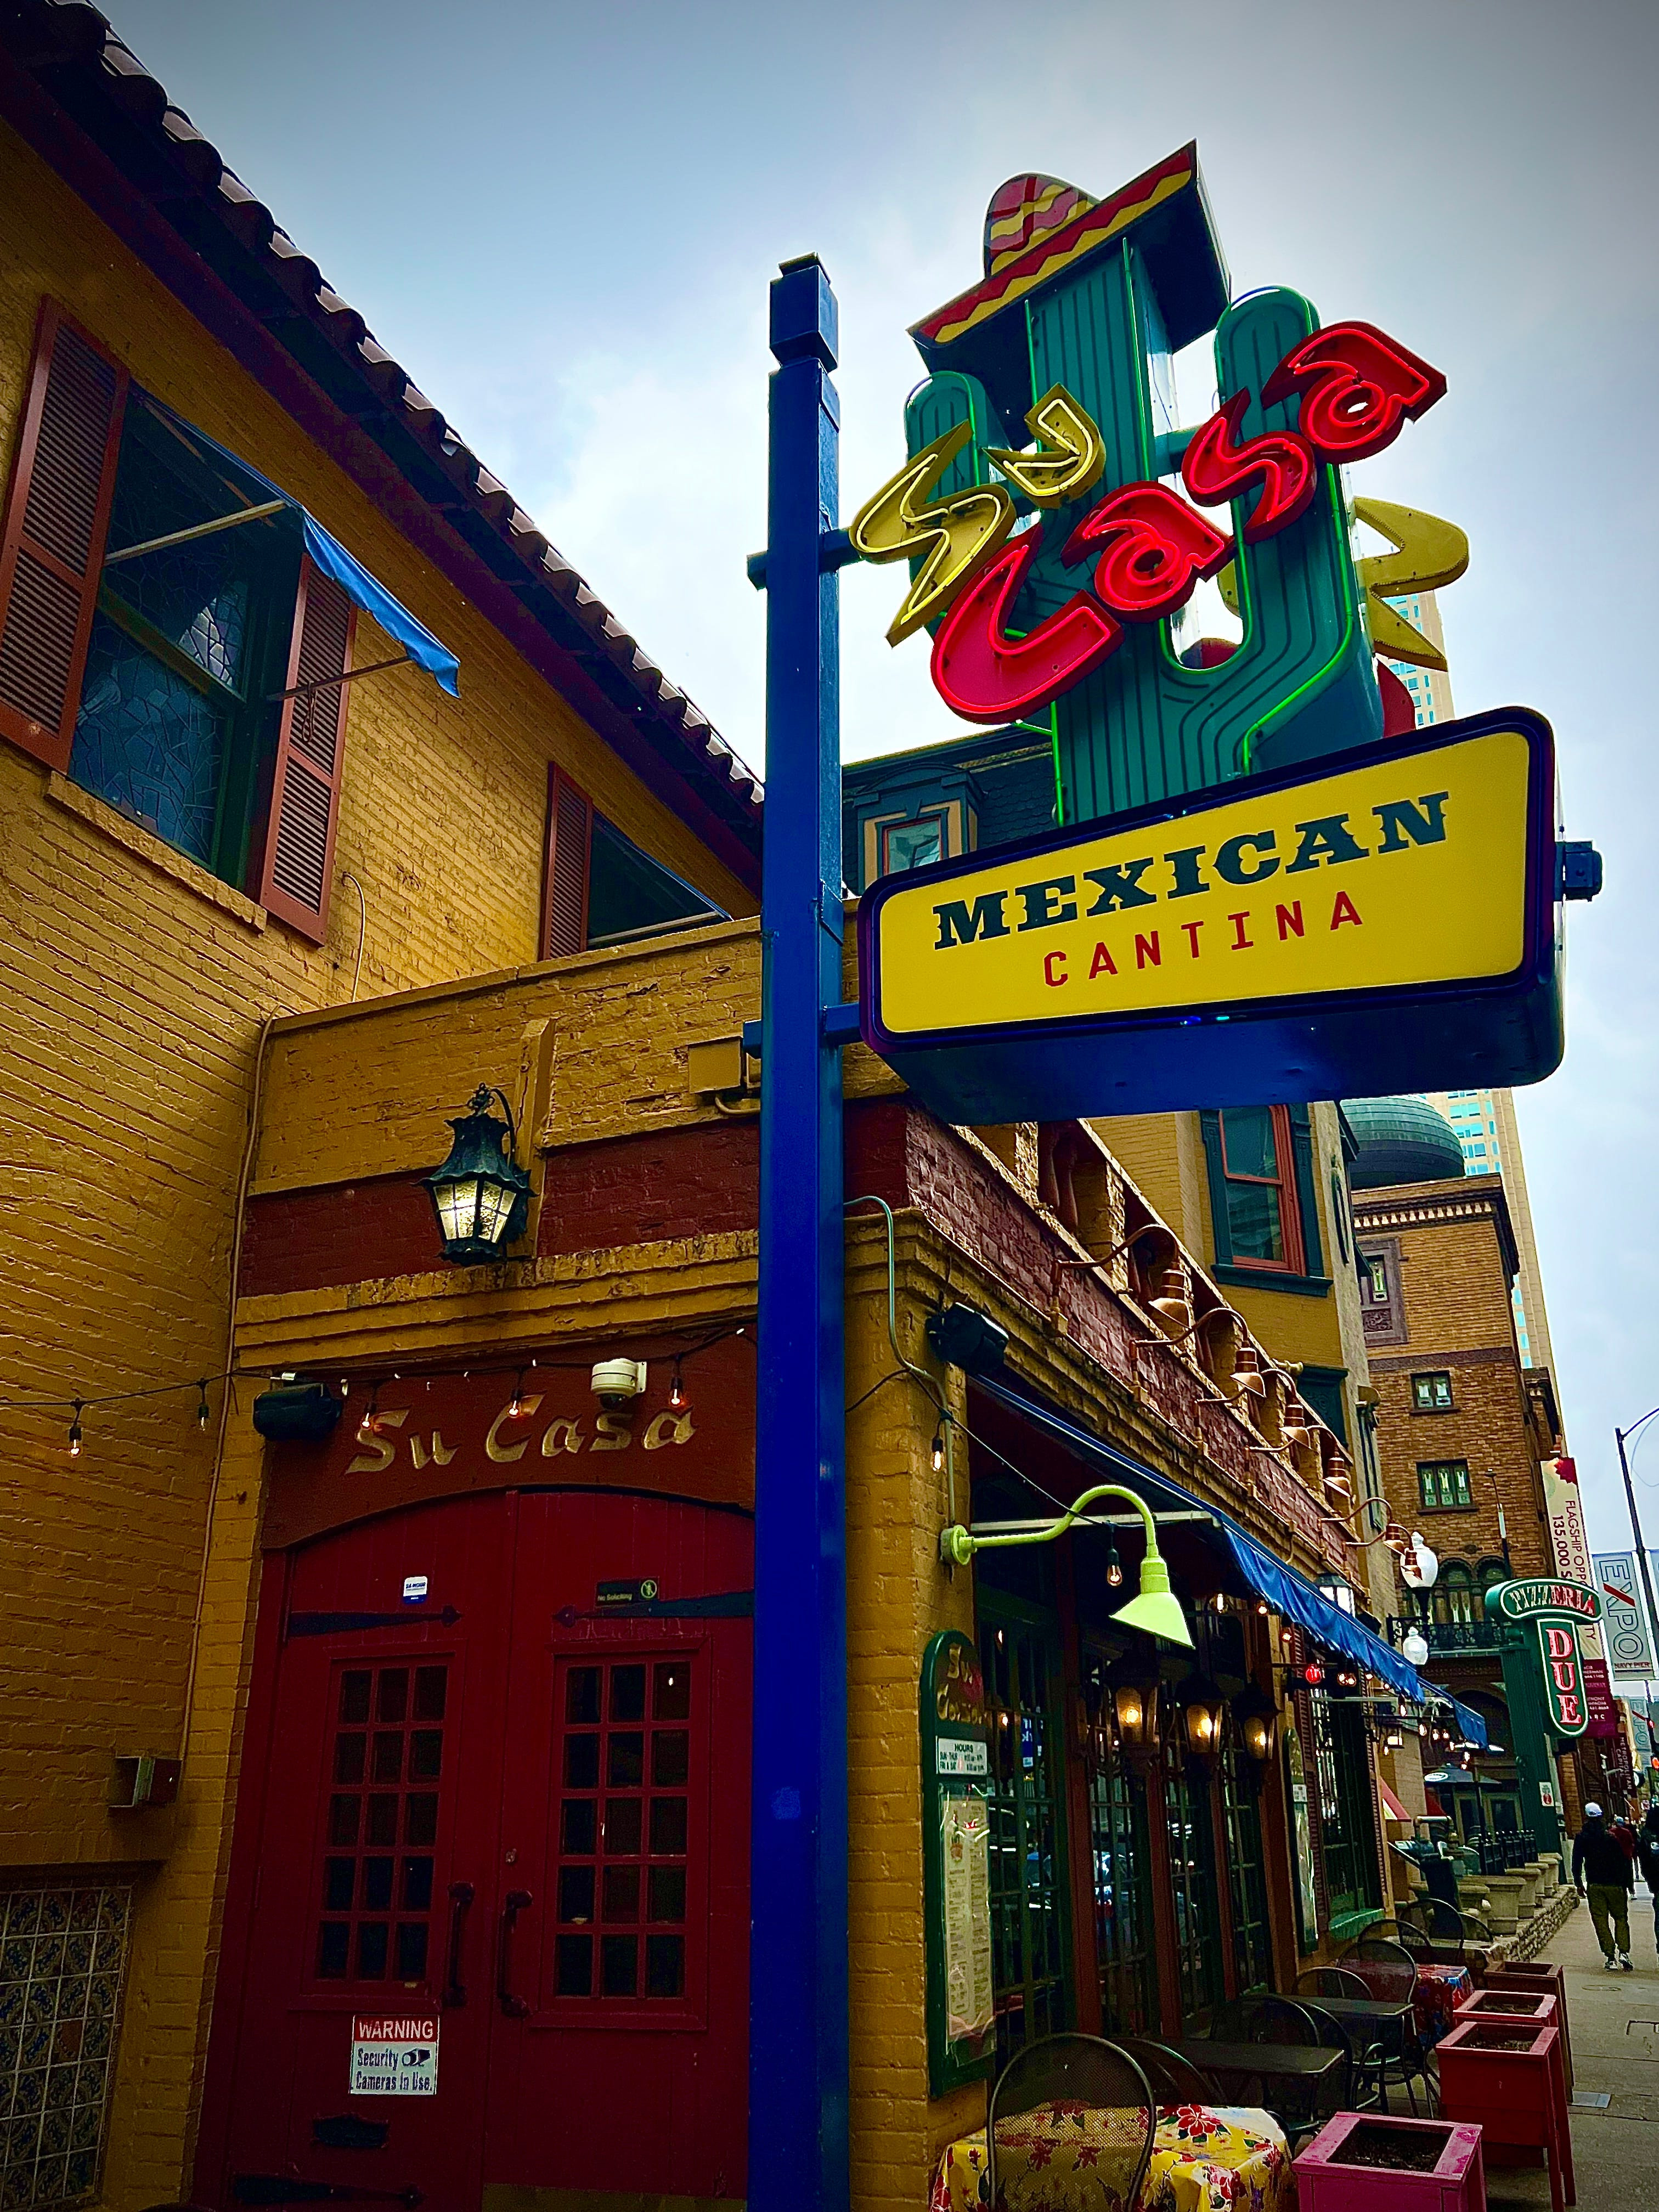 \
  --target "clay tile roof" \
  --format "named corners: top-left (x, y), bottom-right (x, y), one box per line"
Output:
top-left (1, 0), bottom-right (764, 881)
